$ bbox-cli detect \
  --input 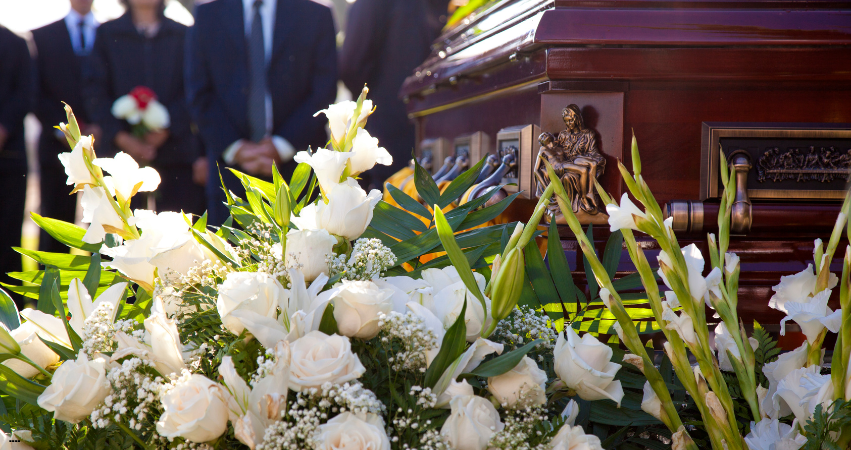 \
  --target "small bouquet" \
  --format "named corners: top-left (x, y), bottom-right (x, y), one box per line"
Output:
top-left (111, 86), bottom-right (170, 137)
